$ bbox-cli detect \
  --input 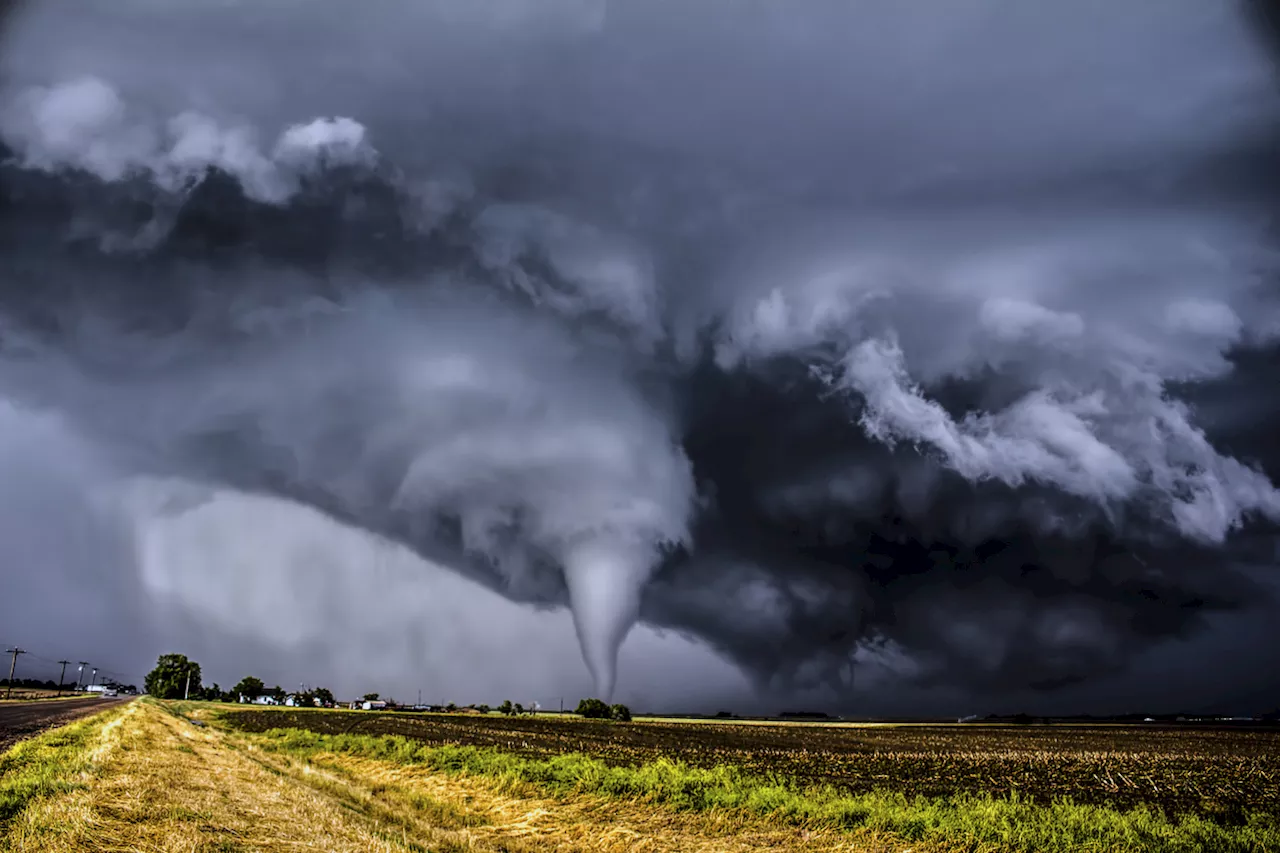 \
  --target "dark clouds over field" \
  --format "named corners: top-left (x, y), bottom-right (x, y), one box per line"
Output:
top-left (0, 0), bottom-right (1278, 714)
